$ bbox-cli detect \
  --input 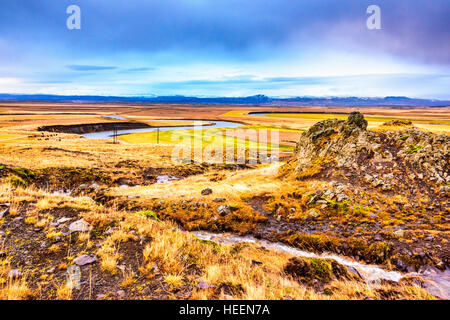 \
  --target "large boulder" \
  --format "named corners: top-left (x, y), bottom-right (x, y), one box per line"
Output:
top-left (69, 219), bottom-right (92, 233)
top-left (286, 112), bottom-right (449, 194)
top-left (293, 112), bottom-right (373, 175)
top-left (283, 257), bottom-right (359, 285)
top-left (347, 111), bottom-right (368, 130)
